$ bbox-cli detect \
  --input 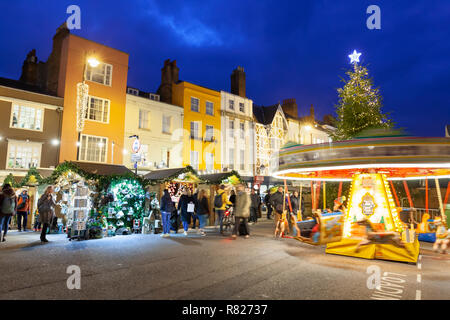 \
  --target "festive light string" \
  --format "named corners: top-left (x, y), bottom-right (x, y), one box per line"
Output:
top-left (76, 82), bottom-right (89, 132)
